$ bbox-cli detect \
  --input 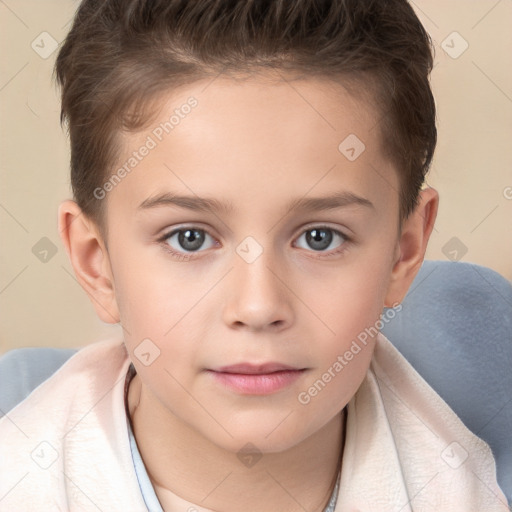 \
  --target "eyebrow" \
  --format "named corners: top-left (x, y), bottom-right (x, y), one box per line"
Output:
top-left (137, 190), bottom-right (375, 215)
